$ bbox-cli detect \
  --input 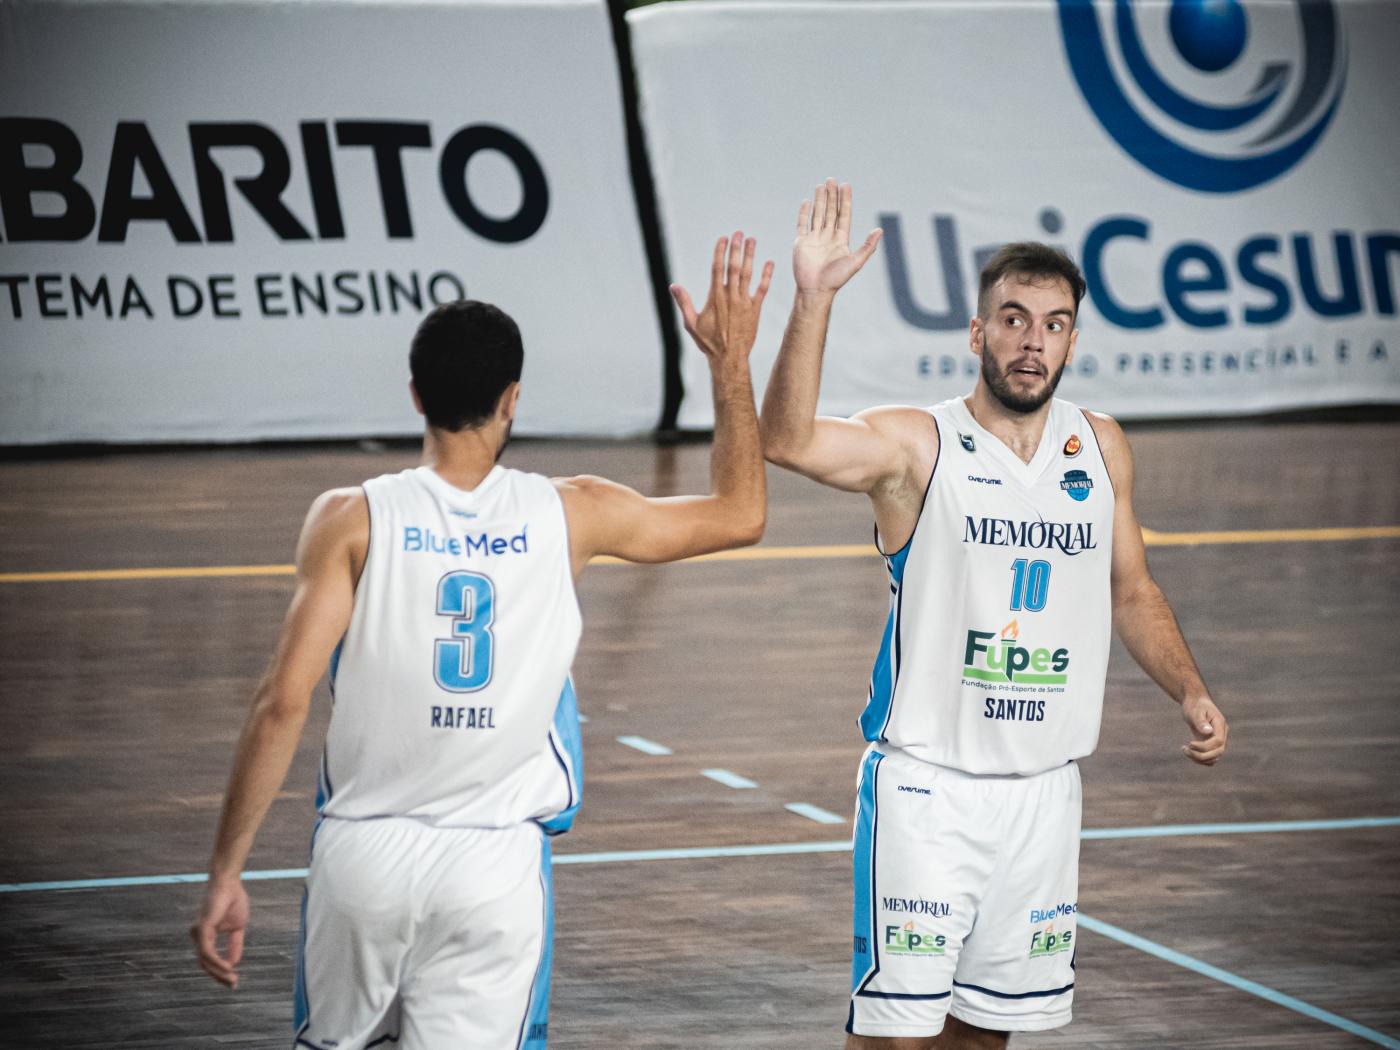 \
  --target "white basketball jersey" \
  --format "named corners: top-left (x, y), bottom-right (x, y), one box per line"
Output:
top-left (863, 397), bottom-right (1115, 776)
top-left (320, 465), bottom-right (583, 832)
